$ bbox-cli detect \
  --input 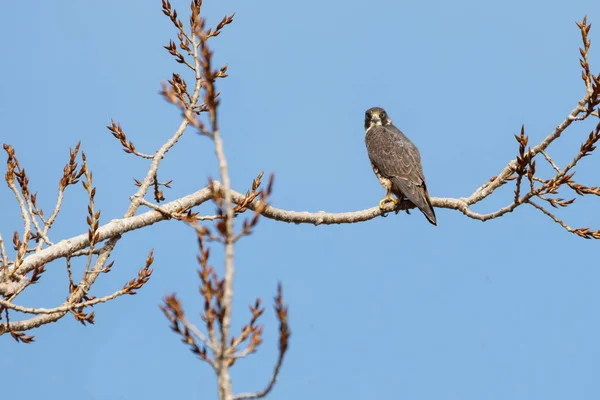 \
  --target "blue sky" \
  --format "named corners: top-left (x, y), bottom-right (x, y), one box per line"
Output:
top-left (2, 0), bottom-right (600, 399)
